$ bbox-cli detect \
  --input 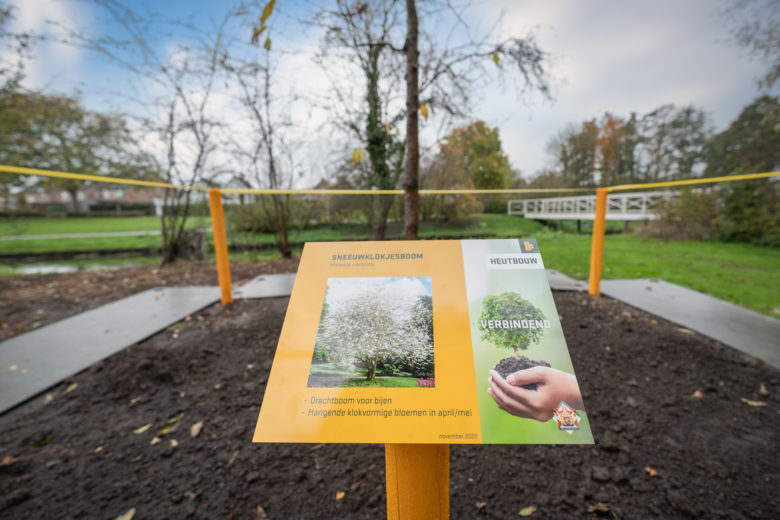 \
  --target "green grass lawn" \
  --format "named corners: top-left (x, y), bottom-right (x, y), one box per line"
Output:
top-left (0, 234), bottom-right (164, 253)
top-left (537, 230), bottom-right (780, 317)
top-left (0, 215), bottom-right (211, 236)
top-left (1, 213), bottom-right (777, 317)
